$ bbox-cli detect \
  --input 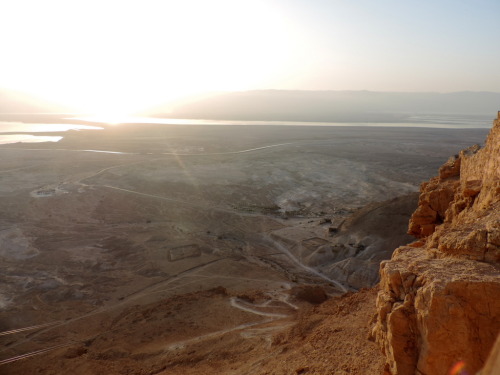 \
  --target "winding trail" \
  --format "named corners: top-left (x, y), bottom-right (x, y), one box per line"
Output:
top-left (166, 293), bottom-right (295, 352)
top-left (0, 142), bottom-right (294, 157)
top-left (165, 321), bottom-right (271, 352)
top-left (230, 297), bottom-right (289, 318)
top-left (262, 234), bottom-right (349, 293)
top-left (158, 142), bottom-right (295, 156)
